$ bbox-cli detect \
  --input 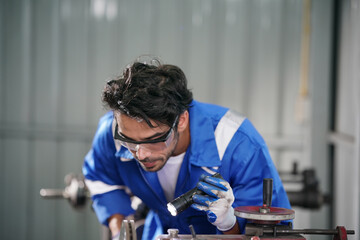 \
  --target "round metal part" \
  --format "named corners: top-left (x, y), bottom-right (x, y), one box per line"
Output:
top-left (167, 229), bottom-right (179, 238)
top-left (259, 207), bottom-right (270, 214)
top-left (234, 206), bottom-right (295, 221)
